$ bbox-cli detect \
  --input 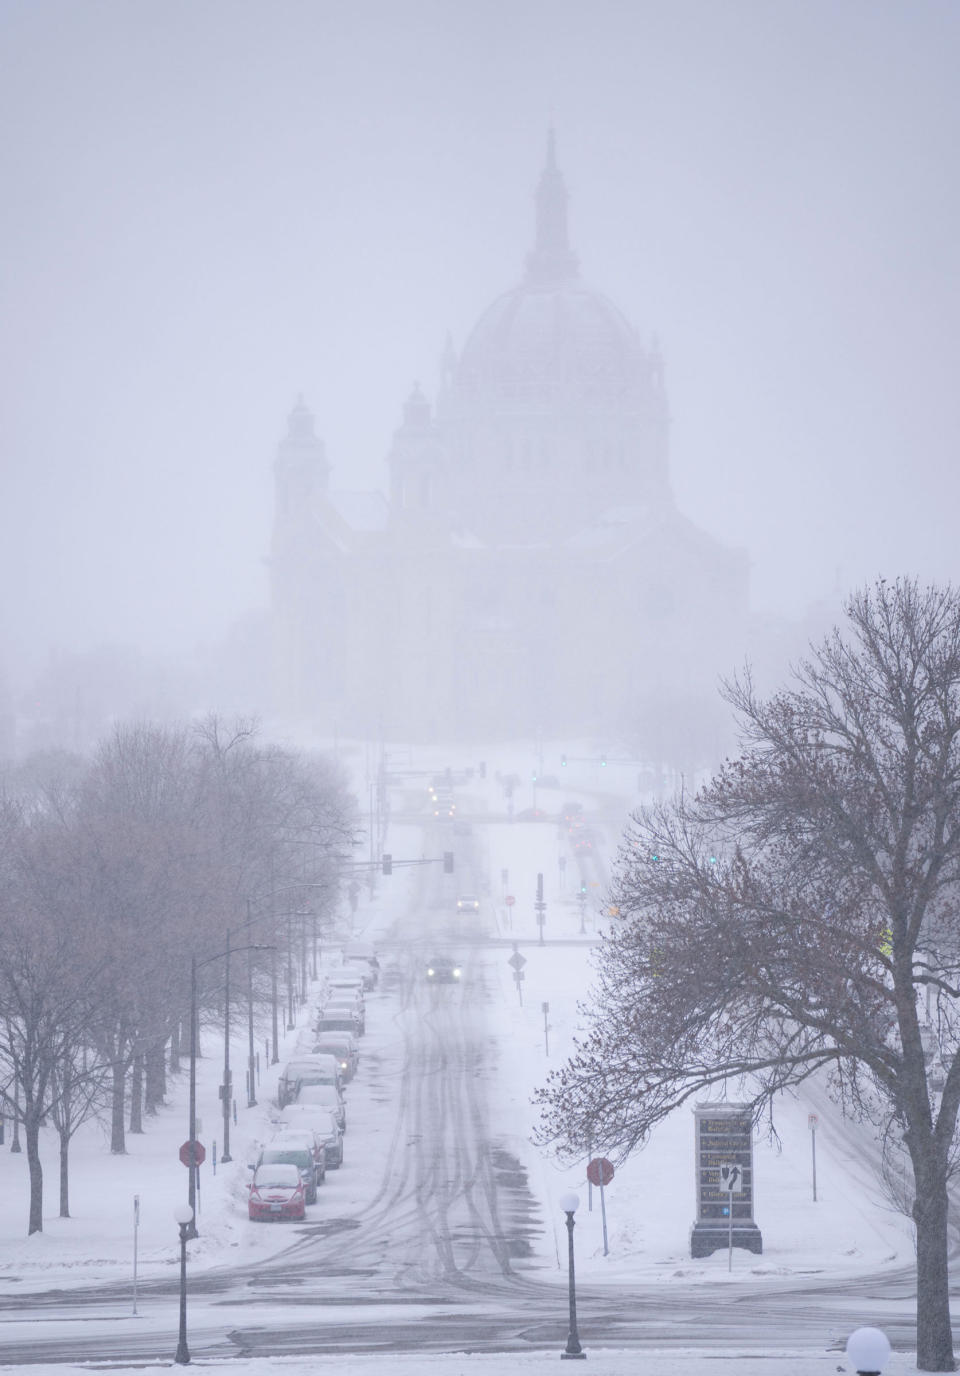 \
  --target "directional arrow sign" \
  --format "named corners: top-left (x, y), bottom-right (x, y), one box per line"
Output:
top-left (719, 1162), bottom-right (742, 1193)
